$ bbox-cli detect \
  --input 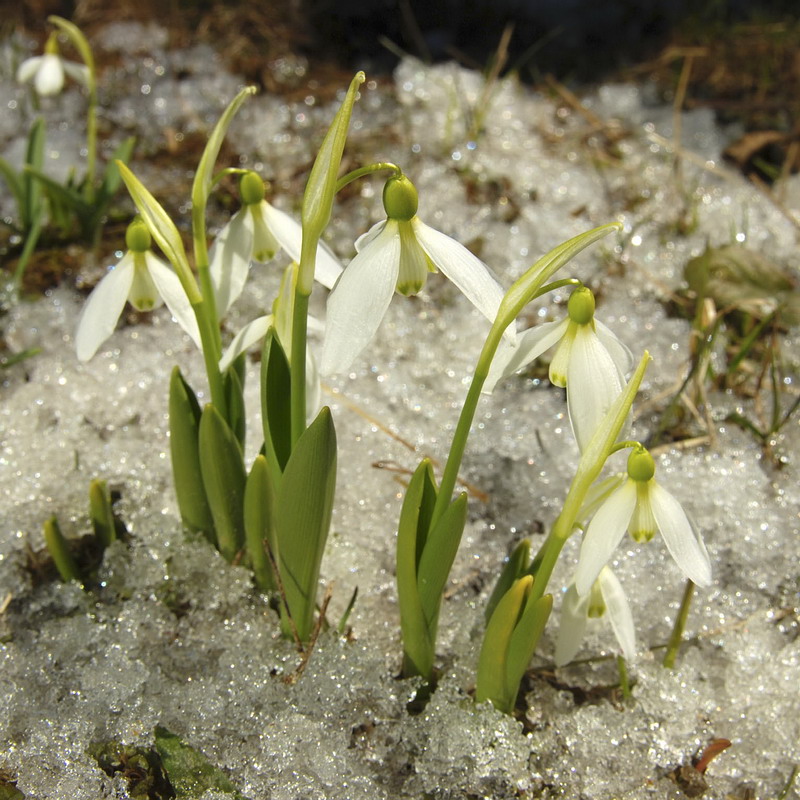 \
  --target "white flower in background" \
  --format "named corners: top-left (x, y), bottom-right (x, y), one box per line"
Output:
top-left (17, 34), bottom-right (89, 97)
top-left (219, 263), bottom-right (323, 419)
top-left (76, 219), bottom-right (200, 361)
top-left (485, 286), bottom-right (633, 452)
top-left (320, 173), bottom-right (508, 376)
top-left (575, 445), bottom-right (712, 596)
top-left (209, 170), bottom-right (342, 316)
top-left (555, 566), bottom-right (635, 666)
